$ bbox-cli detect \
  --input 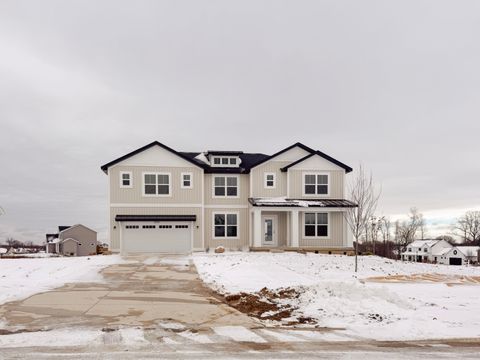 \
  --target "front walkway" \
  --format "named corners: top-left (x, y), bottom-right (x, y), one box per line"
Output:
top-left (0, 255), bottom-right (256, 331)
